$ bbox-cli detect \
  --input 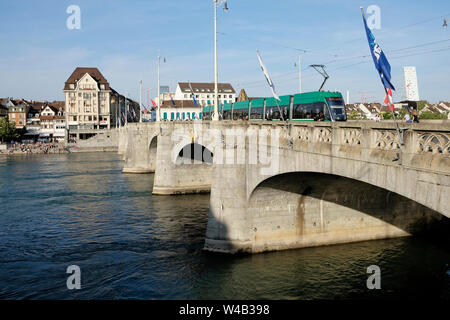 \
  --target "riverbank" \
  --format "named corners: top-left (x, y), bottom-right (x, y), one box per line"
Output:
top-left (0, 143), bottom-right (117, 156)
